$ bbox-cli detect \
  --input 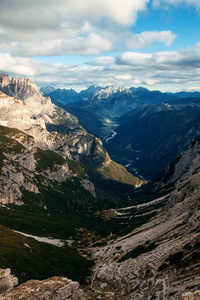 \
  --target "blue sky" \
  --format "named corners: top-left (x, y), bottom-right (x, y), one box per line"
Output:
top-left (0, 0), bottom-right (200, 92)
